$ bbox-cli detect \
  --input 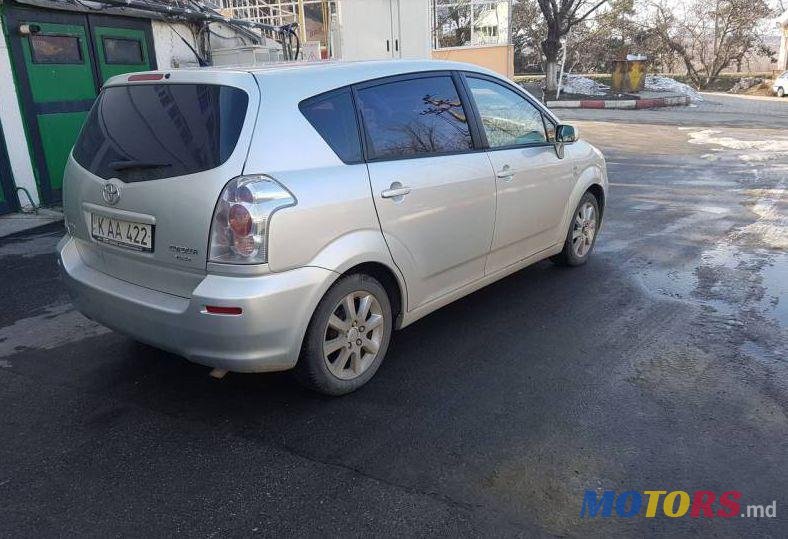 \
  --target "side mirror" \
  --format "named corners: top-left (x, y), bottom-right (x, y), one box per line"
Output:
top-left (556, 124), bottom-right (578, 144)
